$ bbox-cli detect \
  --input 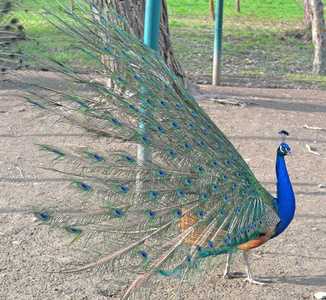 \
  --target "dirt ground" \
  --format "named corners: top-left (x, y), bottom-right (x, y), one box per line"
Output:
top-left (0, 78), bottom-right (325, 300)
